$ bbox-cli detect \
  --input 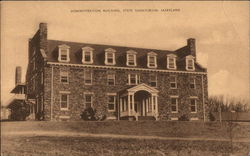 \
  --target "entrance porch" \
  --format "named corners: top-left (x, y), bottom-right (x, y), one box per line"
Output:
top-left (118, 83), bottom-right (159, 120)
